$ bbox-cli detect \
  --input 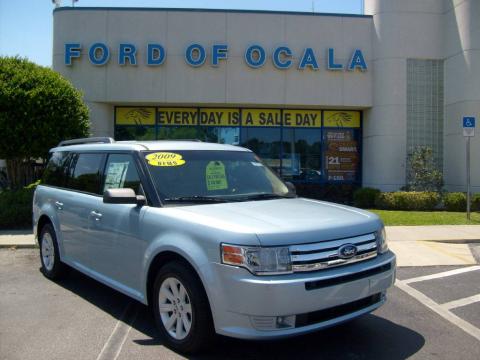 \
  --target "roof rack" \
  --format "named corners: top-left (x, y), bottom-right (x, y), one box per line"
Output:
top-left (162, 139), bottom-right (202, 142)
top-left (58, 137), bottom-right (115, 147)
top-left (117, 139), bottom-right (203, 142)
